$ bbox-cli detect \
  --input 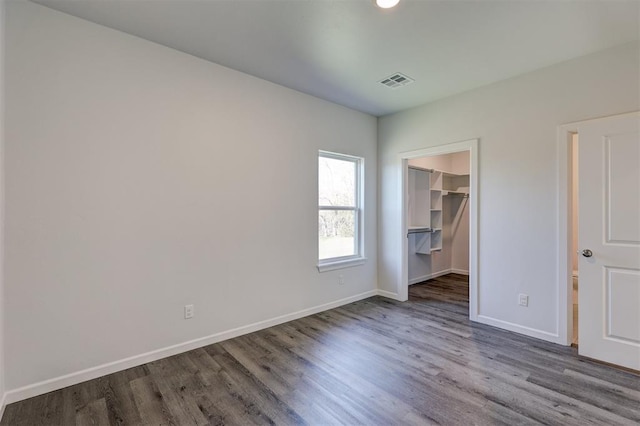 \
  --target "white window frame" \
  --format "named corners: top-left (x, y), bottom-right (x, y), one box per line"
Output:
top-left (317, 150), bottom-right (366, 272)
